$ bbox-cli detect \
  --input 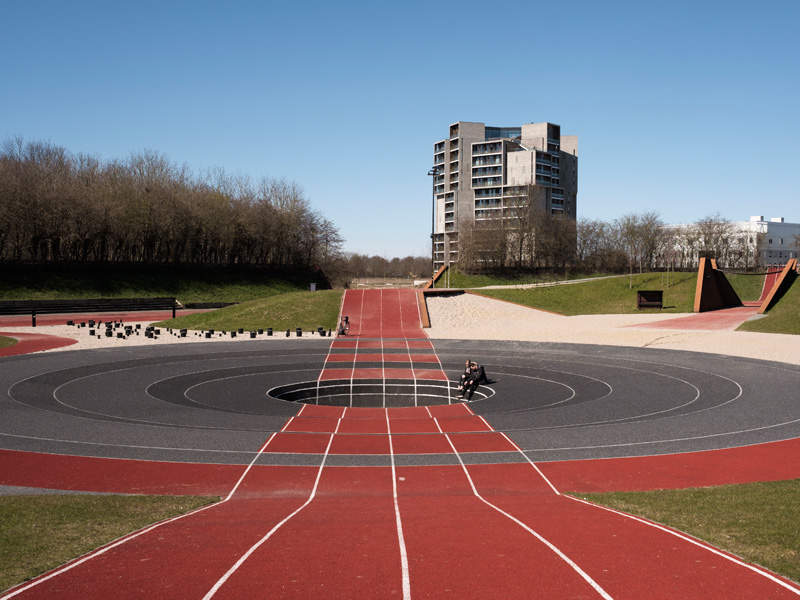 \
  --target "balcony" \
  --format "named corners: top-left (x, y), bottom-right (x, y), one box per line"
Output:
top-left (472, 156), bottom-right (502, 166)
top-left (473, 177), bottom-right (503, 188)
